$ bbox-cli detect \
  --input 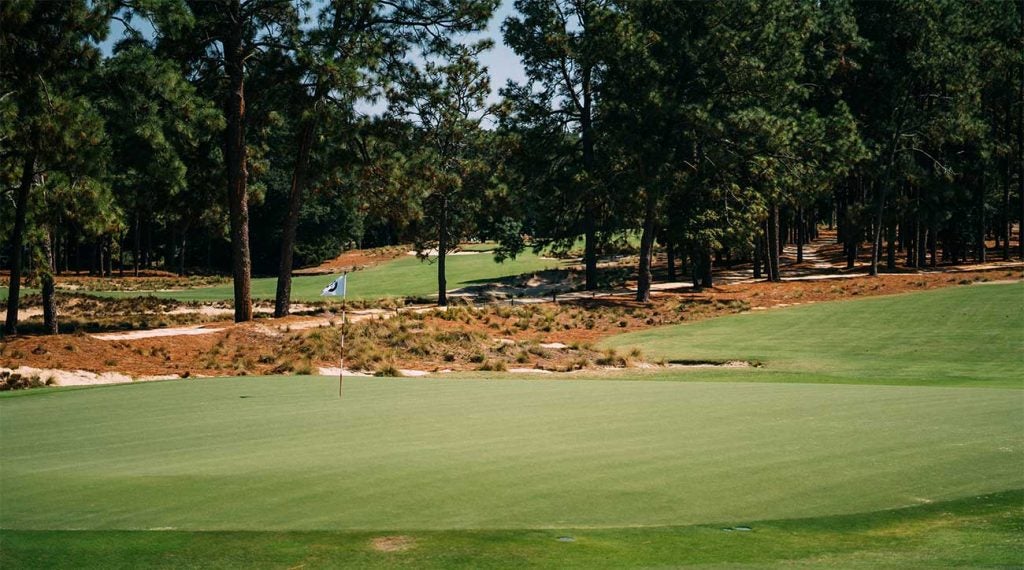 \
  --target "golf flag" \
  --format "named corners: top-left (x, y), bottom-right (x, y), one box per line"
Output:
top-left (321, 274), bottom-right (347, 297)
